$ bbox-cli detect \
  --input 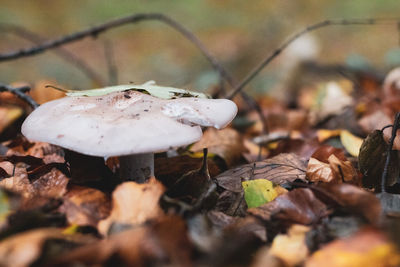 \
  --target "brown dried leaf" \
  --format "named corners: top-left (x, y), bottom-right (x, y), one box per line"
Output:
top-left (307, 145), bottom-right (359, 184)
top-left (318, 183), bottom-right (382, 225)
top-left (57, 216), bottom-right (192, 267)
top-left (98, 178), bottom-right (165, 235)
top-left (358, 130), bottom-right (399, 189)
top-left (307, 157), bottom-right (335, 183)
top-left (60, 185), bottom-right (111, 228)
top-left (305, 228), bottom-right (400, 267)
top-left (216, 153), bottom-right (307, 193)
top-left (0, 168), bottom-right (68, 199)
top-left (248, 188), bottom-right (331, 226)
top-left (190, 128), bottom-right (245, 167)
